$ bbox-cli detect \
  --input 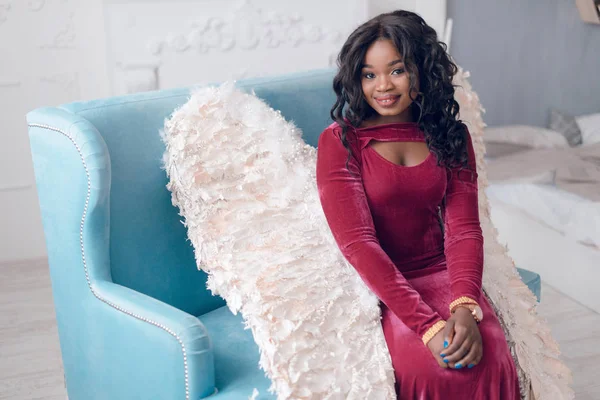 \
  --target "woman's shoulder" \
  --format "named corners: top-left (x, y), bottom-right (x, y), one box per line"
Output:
top-left (319, 120), bottom-right (358, 141)
top-left (317, 122), bottom-right (343, 150)
top-left (317, 121), bottom-right (362, 159)
top-left (321, 121), bottom-right (342, 136)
